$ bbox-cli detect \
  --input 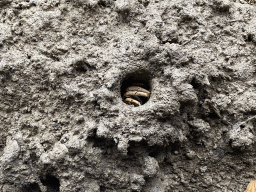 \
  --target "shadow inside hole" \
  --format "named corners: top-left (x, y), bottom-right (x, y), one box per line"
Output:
top-left (208, 111), bottom-right (220, 119)
top-left (40, 175), bottom-right (60, 192)
top-left (21, 183), bottom-right (41, 192)
top-left (121, 71), bottom-right (151, 106)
